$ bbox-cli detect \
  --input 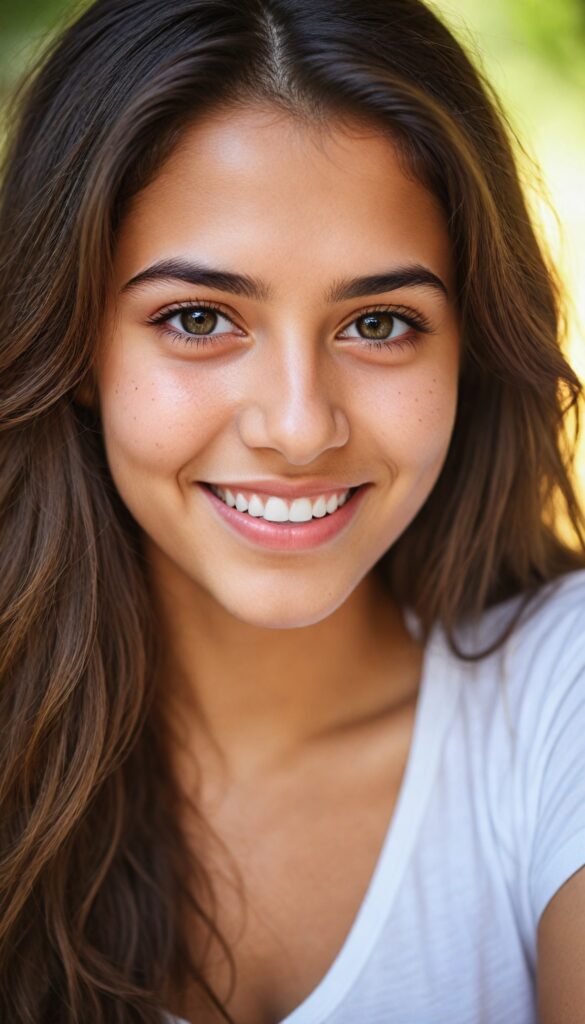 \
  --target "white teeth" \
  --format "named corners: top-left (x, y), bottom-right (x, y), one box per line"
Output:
top-left (210, 485), bottom-right (353, 521)
top-left (289, 497), bottom-right (313, 522)
top-left (247, 494), bottom-right (265, 517)
top-left (264, 496), bottom-right (289, 522)
top-left (312, 496), bottom-right (327, 518)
